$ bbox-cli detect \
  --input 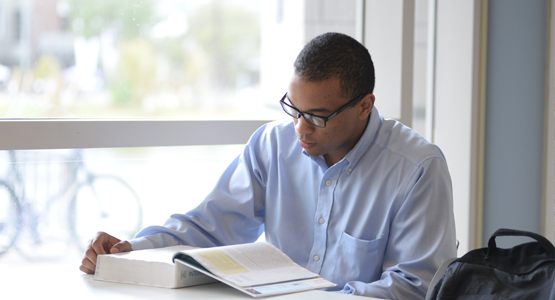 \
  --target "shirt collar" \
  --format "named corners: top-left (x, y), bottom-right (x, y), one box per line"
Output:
top-left (302, 107), bottom-right (383, 172)
top-left (342, 106), bottom-right (382, 171)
